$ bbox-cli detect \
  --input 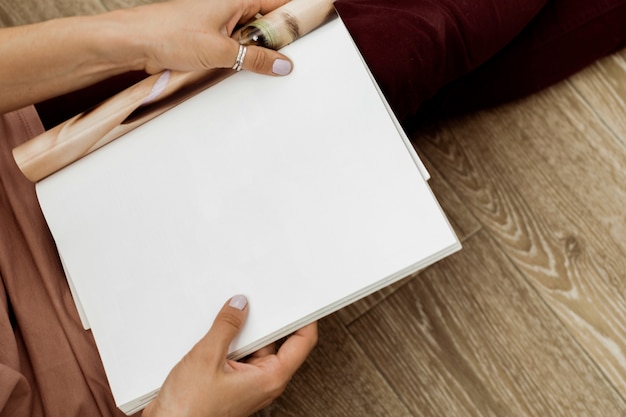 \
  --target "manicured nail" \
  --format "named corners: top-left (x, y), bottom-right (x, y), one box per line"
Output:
top-left (272, 59), bottom-right (292, 76)
top-left (229, 294), bottom-right (248, 310)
